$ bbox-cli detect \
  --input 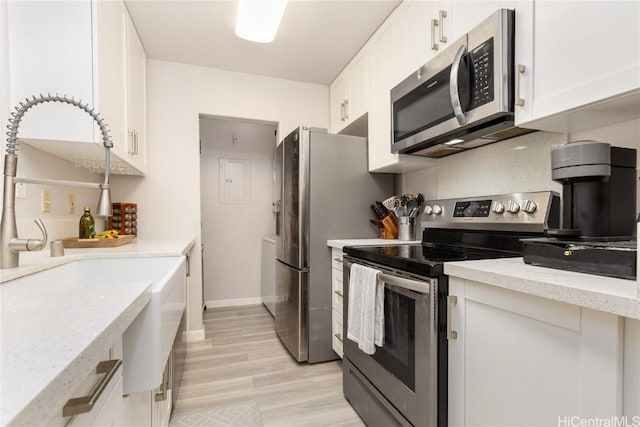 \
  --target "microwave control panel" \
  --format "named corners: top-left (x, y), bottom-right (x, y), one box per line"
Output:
top-left (469, 38), bottom-right (494, 110)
